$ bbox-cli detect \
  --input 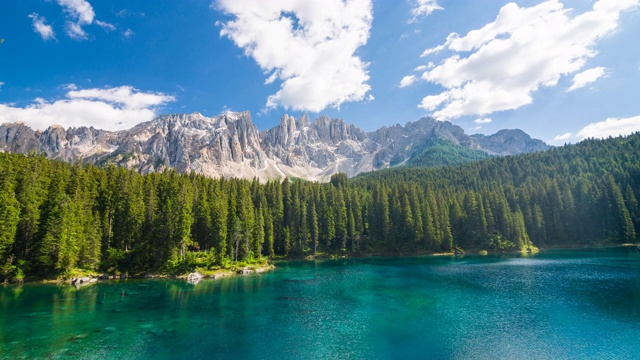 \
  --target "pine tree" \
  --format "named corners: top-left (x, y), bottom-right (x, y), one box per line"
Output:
top-left (211, 186), bottom-right (228, 262)
top-left (0, 182), bottom-right (20, 264)
top-left (606, 177), bottom-right (635, 242)
top-left (309, 201), bottom-right (319, 256)
top-left (14, 158), bottom-right (48, 264)
top-left (401, 194), bottom-right (415, 246)
top-left (192, 185), bottom-right (212, 251)
top-left (254, 208), bottom-right (265, 259)
top-left (335, 189), bottom-right (348, 251)
top-left (264, 208), bottom-right (275, 258)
